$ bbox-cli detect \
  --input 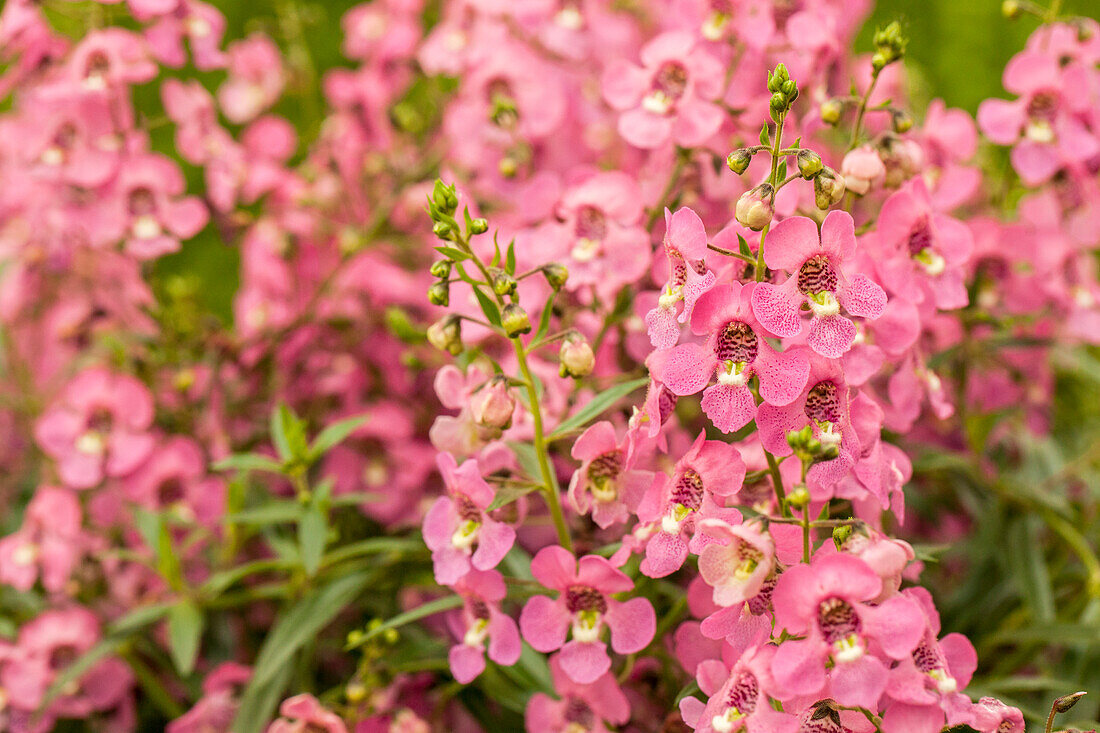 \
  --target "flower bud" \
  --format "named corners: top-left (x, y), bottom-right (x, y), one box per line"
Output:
top-left (769, 92), bottom-right (788, 117)
top-left (542, 263), bottom-right (569, 290)
top-left (786, 425), bottom-right (814, 451)
top-left (833, 524), bottom-right (854, 548)
top-left (786, 486), bottom-right (810, 509)
top-left (501, 303), bottom-right (531, 337)
top-left (427, 315), bottom-right (463, 355)
top-left (472, 377), bottom-right (515, 431)
top-left (841, 146), bottom-right (885, 195)
top-left (891, 108), bottom-right (914, 133)
top-left (820, 98), bottom-right (843, 125)
top-left (432, 221), bottom-right (455, 241)
top-left (559, 332), bottom-right (595, 378)
top-left (1053, 691), bottom-right (1088, 714)
top-left (814, 167), bottom-right (846, 209)
top-left (430, 259), bottom-right (452, 279)
top-left (490, 268), bottom-right (517, 296)
top-left (427, 281), bottom-right (450, 307)
top-left (727, 148), bottom-right (752, 174)
top-left (735, 184), bottom-right (774, 231)
top-left (432, 179), bottom-right (459, 215)
top-left (1001, 0), bottom-right (1021, 18)
top-left (468, 217), bottom-right (489, 235)
top-left (781, 79), bottom-right (797, 97)
top-left (767, 63), bottom-right (789, 92)
top-left (796, 149), bottom-right (823, 179)
top-left (872, 21), bottom-right (907, 71)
